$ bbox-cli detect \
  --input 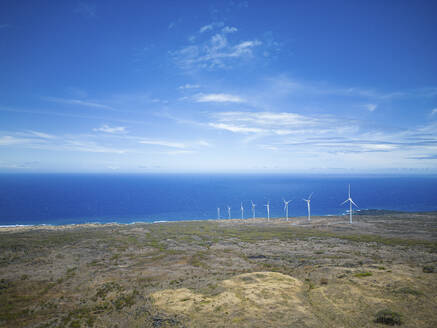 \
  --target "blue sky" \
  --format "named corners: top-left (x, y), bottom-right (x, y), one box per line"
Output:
top-left (1, 0), bottom-right (437, 173)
